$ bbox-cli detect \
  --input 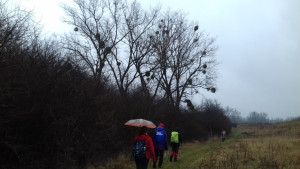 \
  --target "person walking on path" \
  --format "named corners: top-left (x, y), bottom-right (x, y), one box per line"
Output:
top-left (152, 123), bottom-right (168, 168)
top-left (221, 130), bottom-right (226, 142)
top-left (133, 126), bottom-right (156, 169)
top-left (169, 128), bottom-right (183, 162)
